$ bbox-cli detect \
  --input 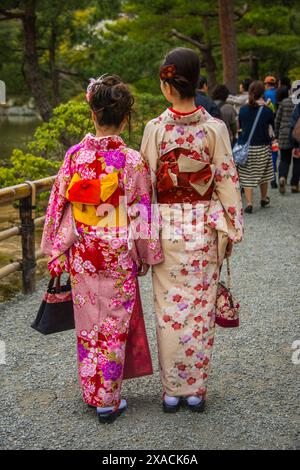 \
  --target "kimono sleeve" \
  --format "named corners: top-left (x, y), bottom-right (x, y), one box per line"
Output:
top-left (41, 147), bottom-right (75, 275)
top-left (206, 119), bottom-right (244, 244)
top-left (124, 149), bottom-right (164, 266)
top-left (140, 120), bottom-right (161, 175)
